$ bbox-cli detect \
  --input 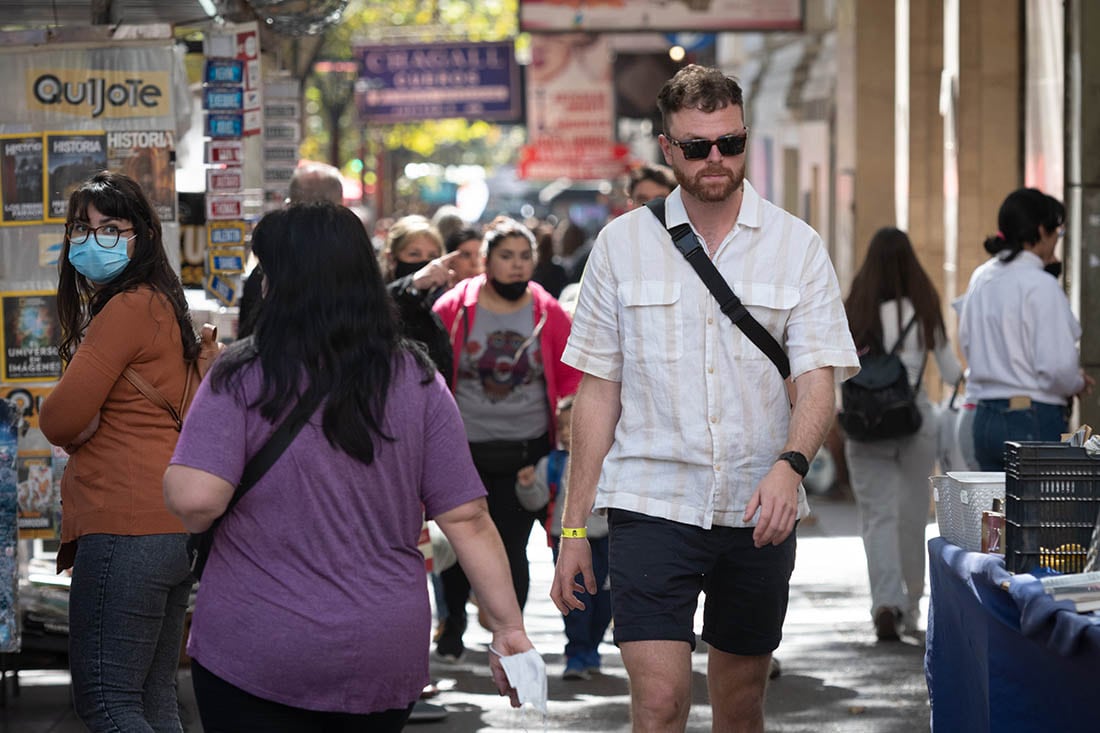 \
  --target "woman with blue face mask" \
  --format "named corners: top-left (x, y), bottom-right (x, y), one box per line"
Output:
top-left (39, 171), bottom-right (200, 732)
